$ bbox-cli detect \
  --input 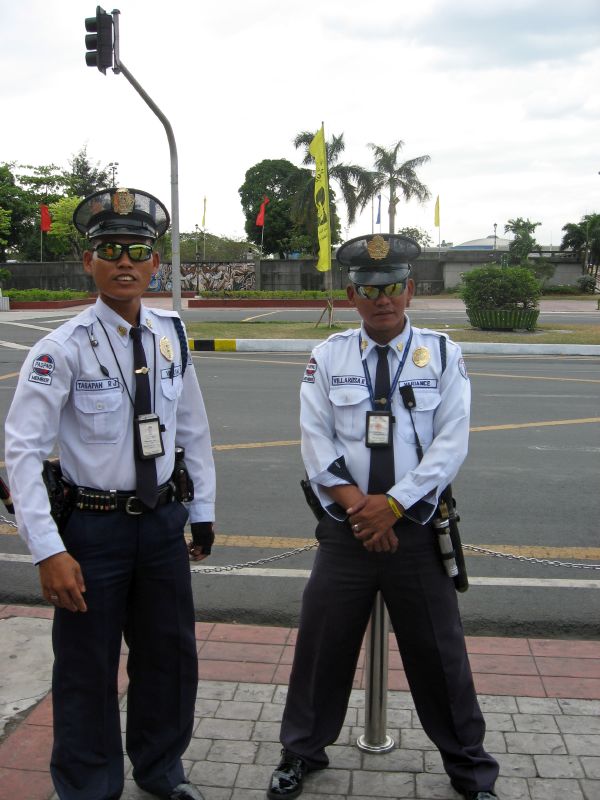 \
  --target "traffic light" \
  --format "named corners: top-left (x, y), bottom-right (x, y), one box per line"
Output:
top-left (84, 6), bottom-right (114, 74)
